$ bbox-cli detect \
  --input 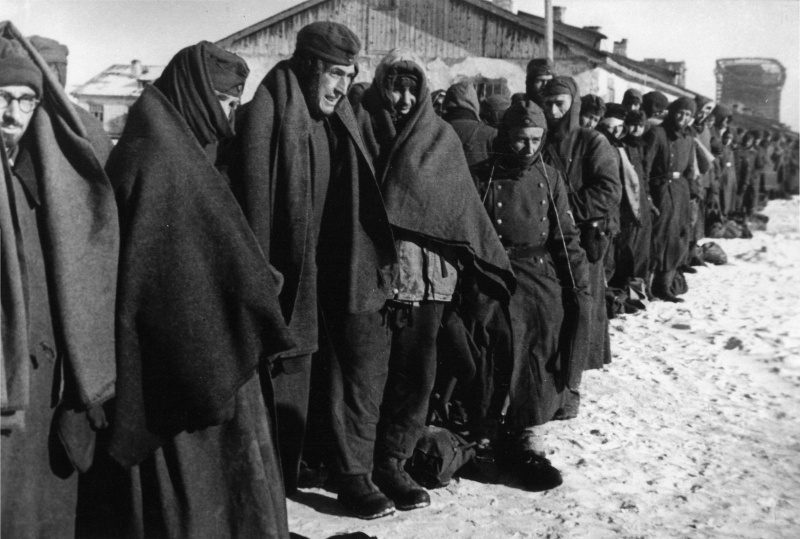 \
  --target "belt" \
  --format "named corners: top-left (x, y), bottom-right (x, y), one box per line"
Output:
top-left (504, 244), bottom-right (548, 259)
